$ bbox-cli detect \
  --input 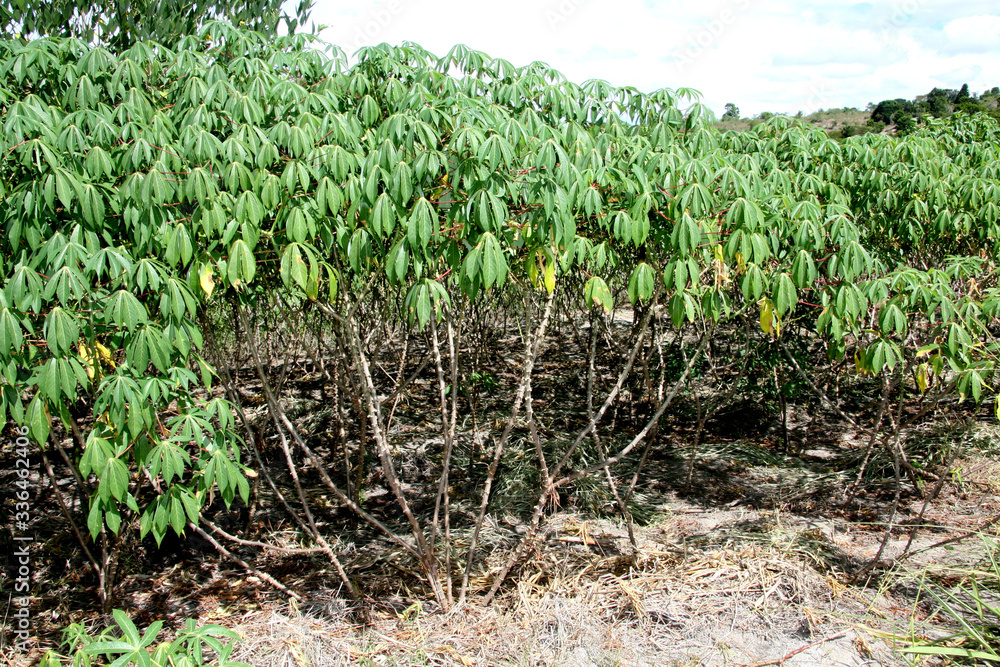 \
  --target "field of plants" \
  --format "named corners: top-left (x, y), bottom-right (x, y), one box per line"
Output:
top-left (2, 22), bottom-right (1000, 666)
